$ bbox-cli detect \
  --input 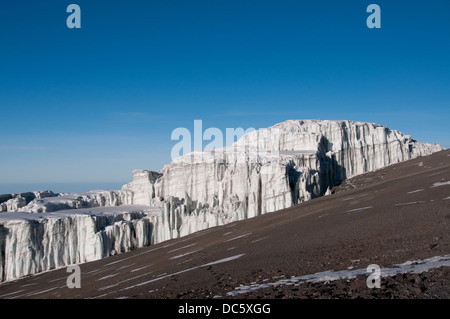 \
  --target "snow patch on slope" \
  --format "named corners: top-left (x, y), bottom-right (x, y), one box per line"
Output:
top-left (227, 255), bottom-right (450, 296)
